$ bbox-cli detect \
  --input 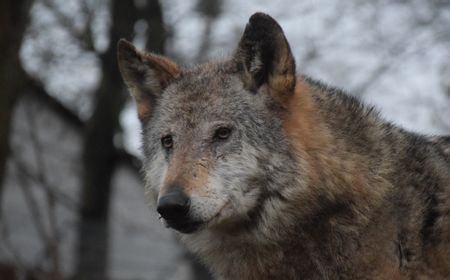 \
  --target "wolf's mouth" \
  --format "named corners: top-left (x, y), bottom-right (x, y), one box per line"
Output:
top-left (163, 198), bottom-right (232, 234)
top-left (164, 218), bottom-right (203, 234)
